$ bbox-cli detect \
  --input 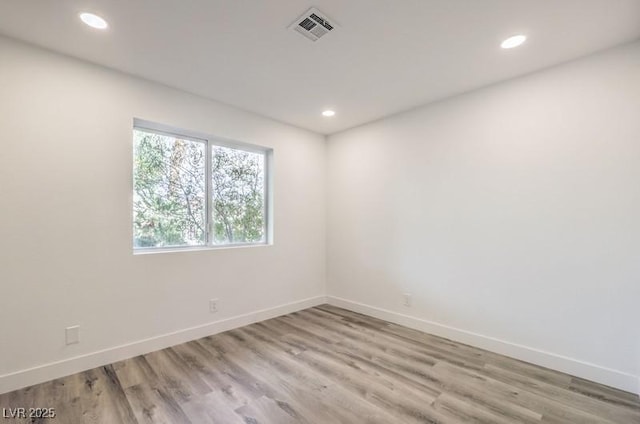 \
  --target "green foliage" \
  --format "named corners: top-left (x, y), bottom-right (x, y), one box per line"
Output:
top-left (133, 130), bottom-right (265, 248)
top-left (212, 146), bottom-right (265, 244)
top-left (133, 131), bottom-right (206, 247)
